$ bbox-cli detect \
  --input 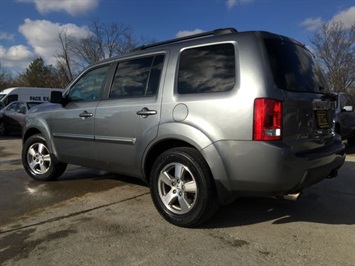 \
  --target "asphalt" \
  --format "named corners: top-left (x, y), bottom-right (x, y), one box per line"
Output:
top-left (0, 136), bottom-right (355, 266)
